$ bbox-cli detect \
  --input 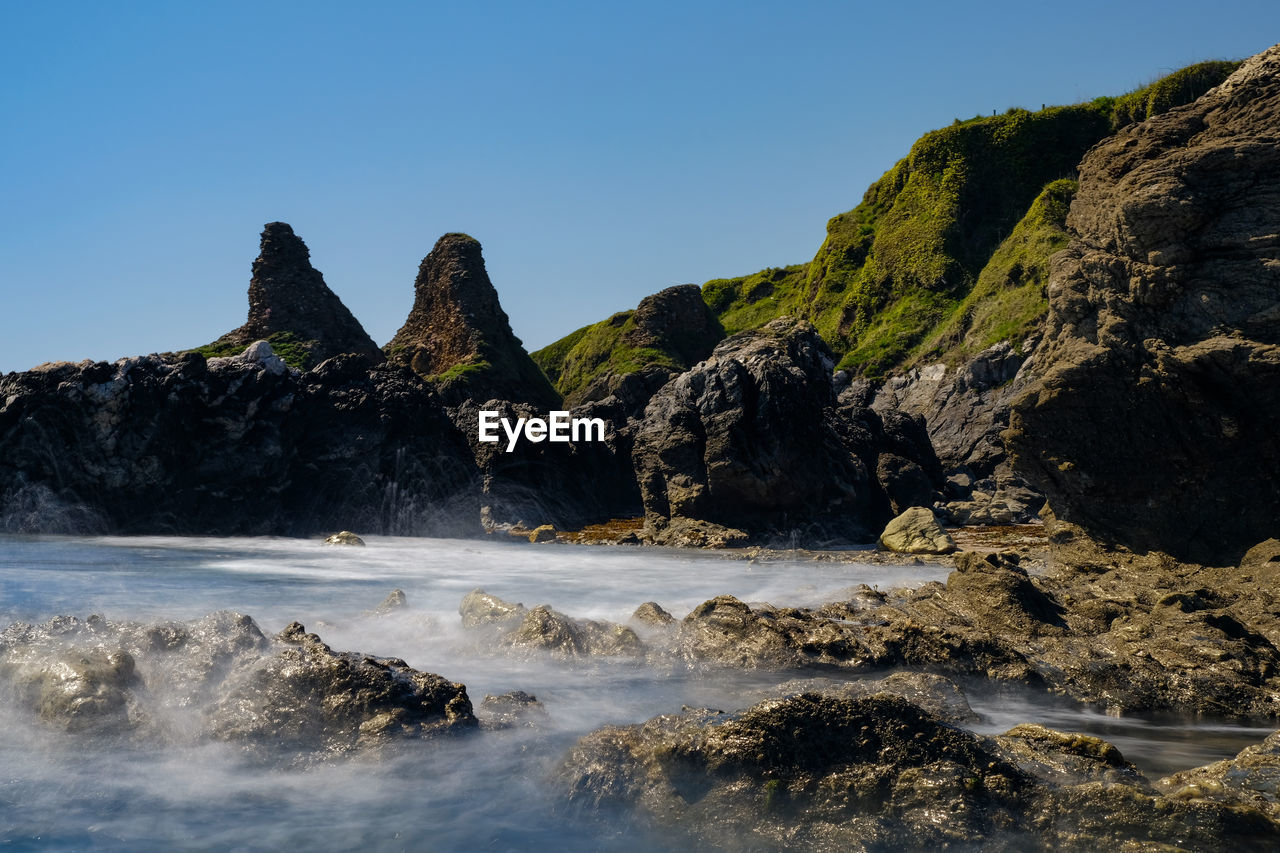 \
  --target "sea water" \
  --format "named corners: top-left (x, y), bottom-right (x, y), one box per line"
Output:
top-left (0, 535), bottom-right (1271, 851)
